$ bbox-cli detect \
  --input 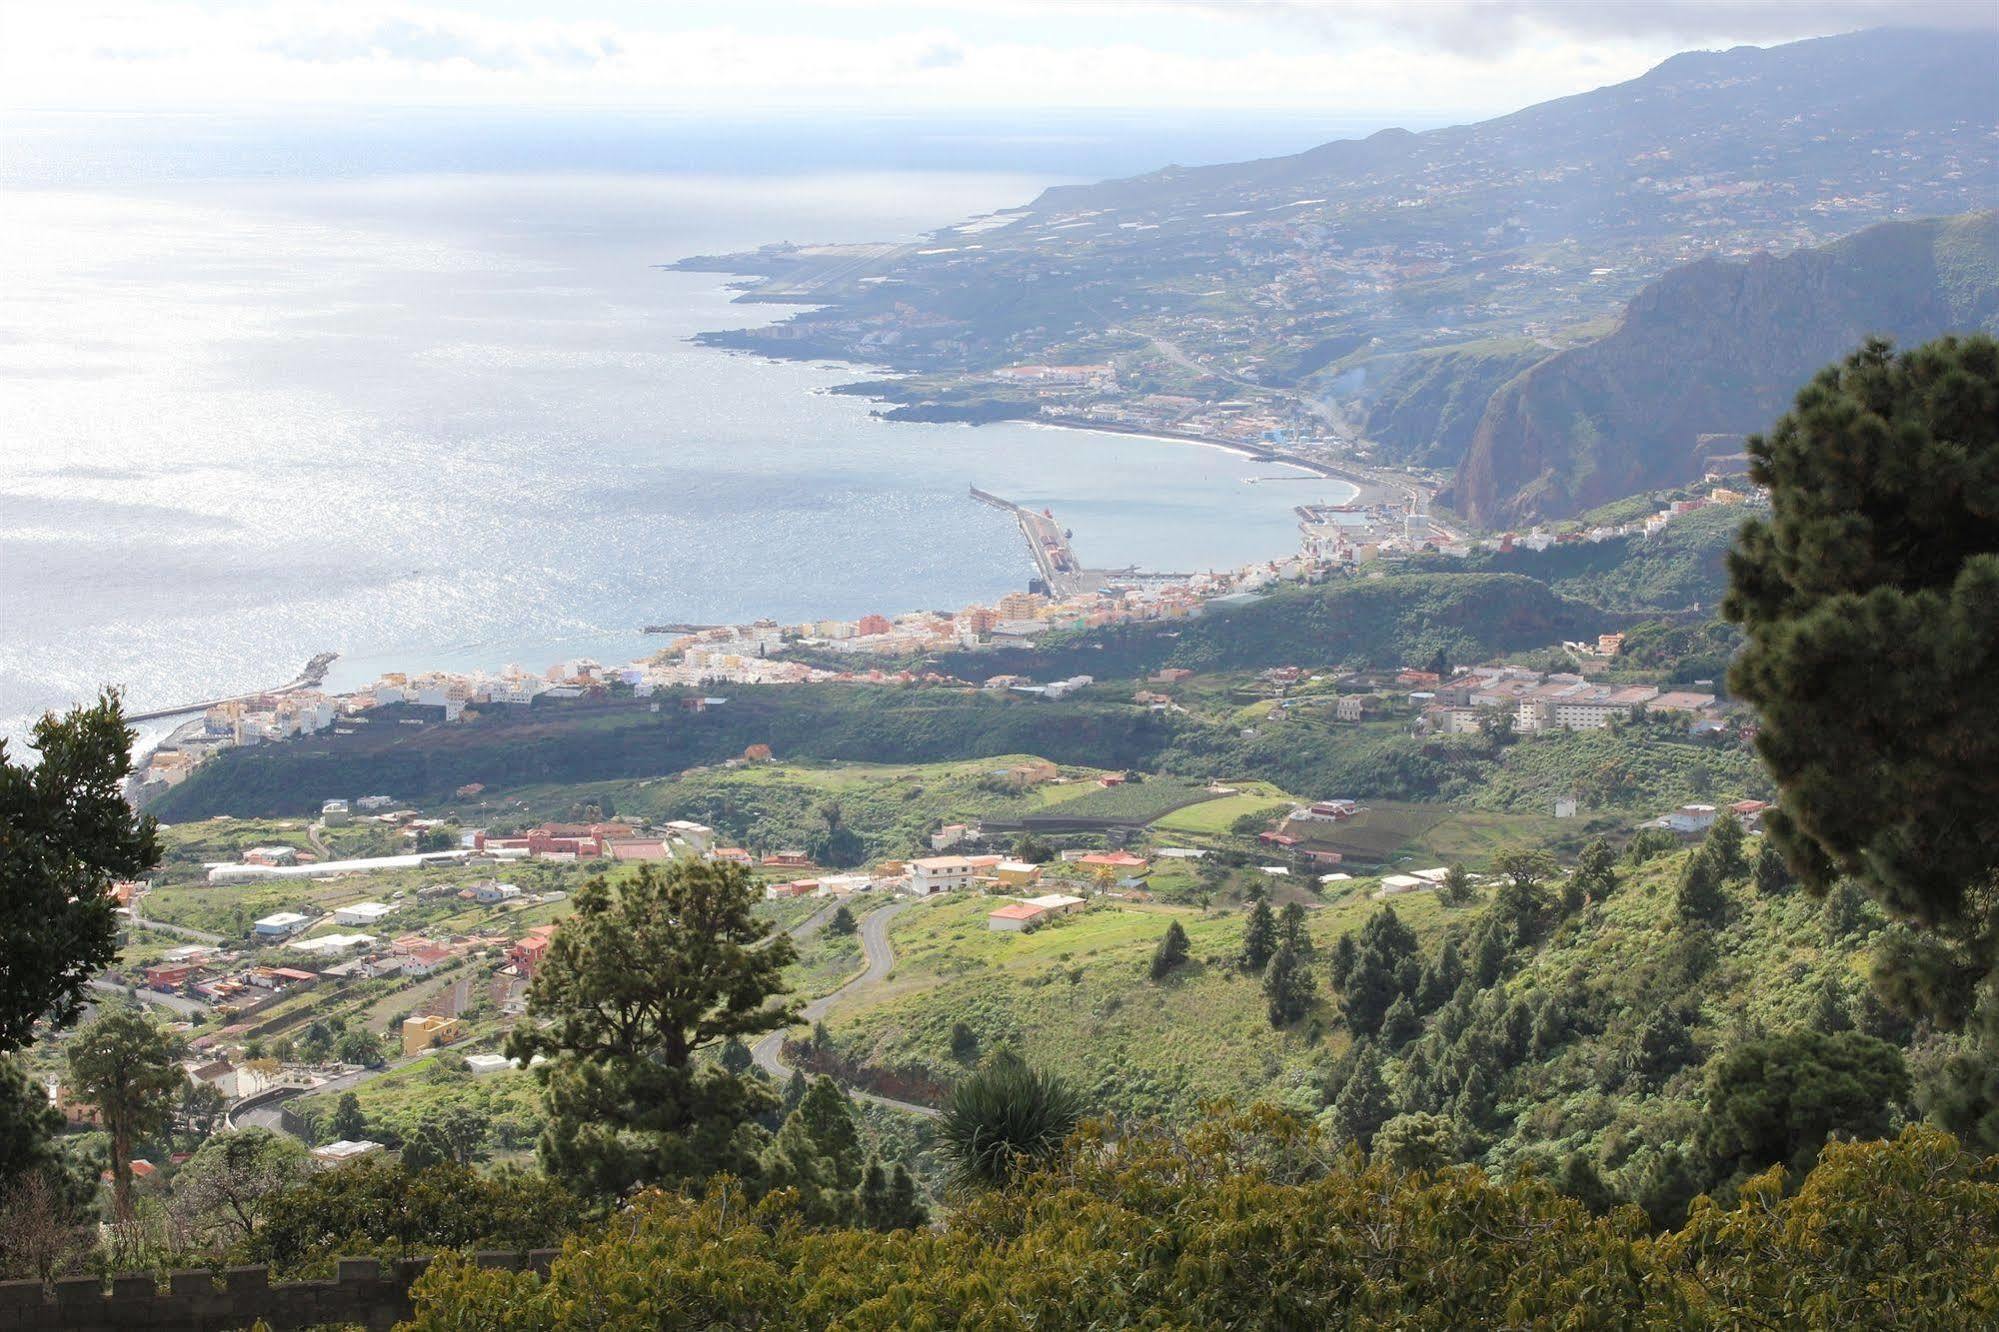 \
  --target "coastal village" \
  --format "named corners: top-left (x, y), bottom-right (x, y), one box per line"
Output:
top-left (132, 475), bottom-right (1758, 804)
